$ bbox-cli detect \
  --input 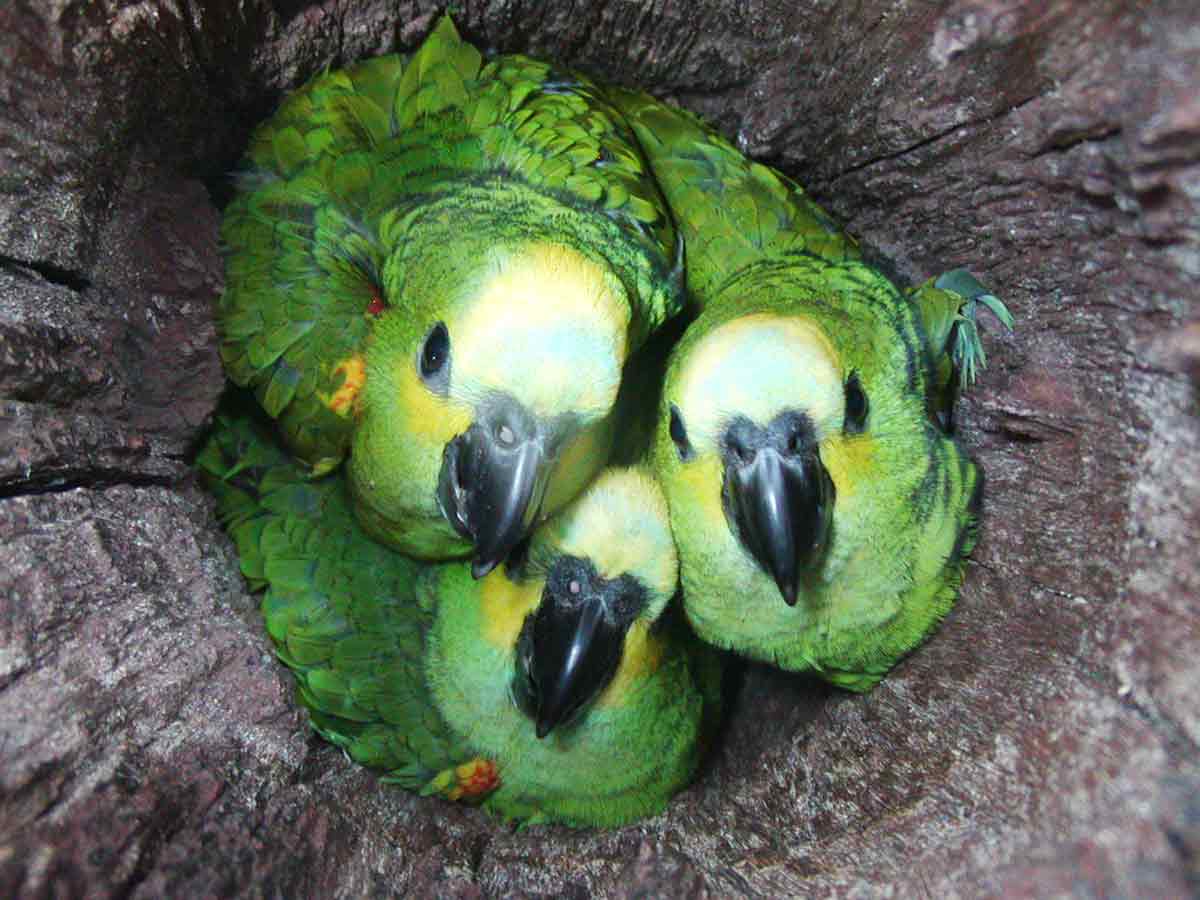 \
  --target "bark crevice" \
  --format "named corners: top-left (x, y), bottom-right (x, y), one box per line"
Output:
top-left (0, 1), bottom-right (1196, 896)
